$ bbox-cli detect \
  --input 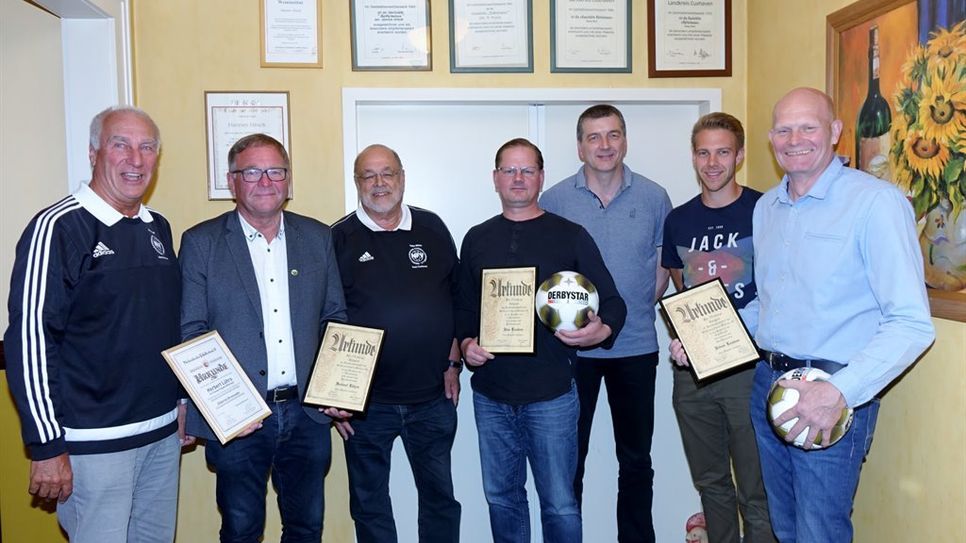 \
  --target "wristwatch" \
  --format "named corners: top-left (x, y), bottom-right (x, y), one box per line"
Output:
top-left (448, 359), bottom-right (464, 373)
